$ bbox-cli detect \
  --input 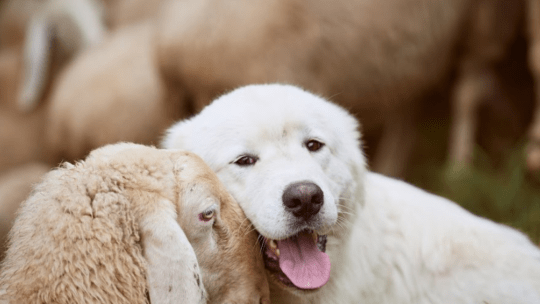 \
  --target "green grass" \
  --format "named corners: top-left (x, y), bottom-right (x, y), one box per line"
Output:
top-left (409, 143), bottom-right (540, 244)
